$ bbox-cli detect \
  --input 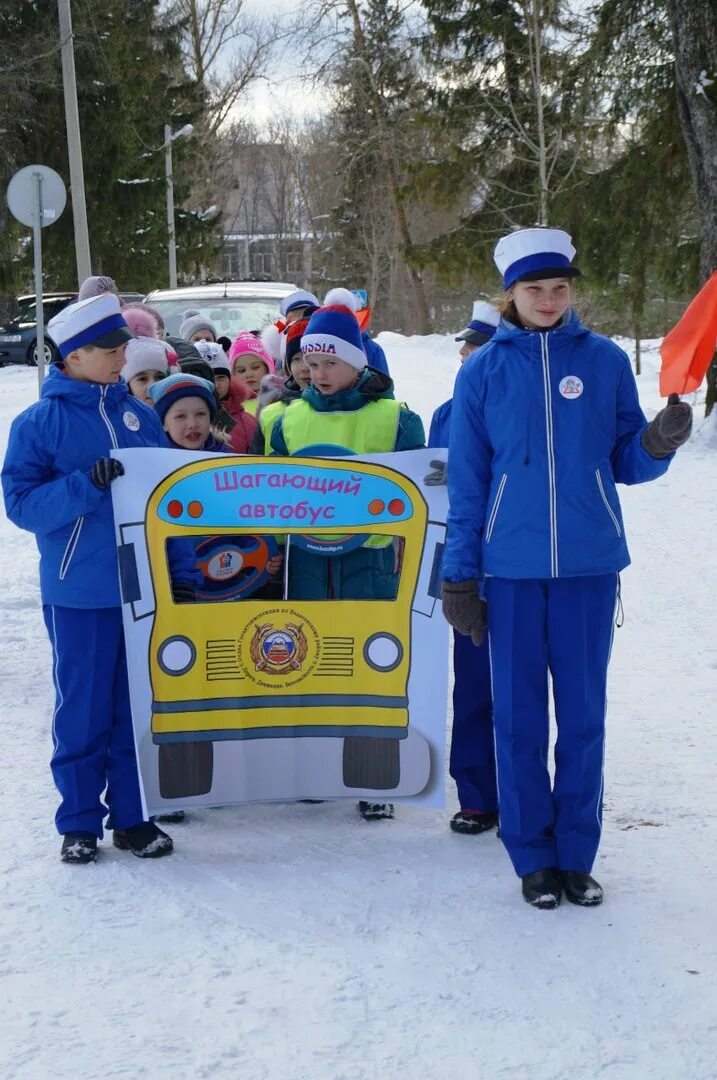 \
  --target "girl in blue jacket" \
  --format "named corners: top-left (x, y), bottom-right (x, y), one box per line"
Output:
top-left (441, 229), bottom-right (693, 909)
